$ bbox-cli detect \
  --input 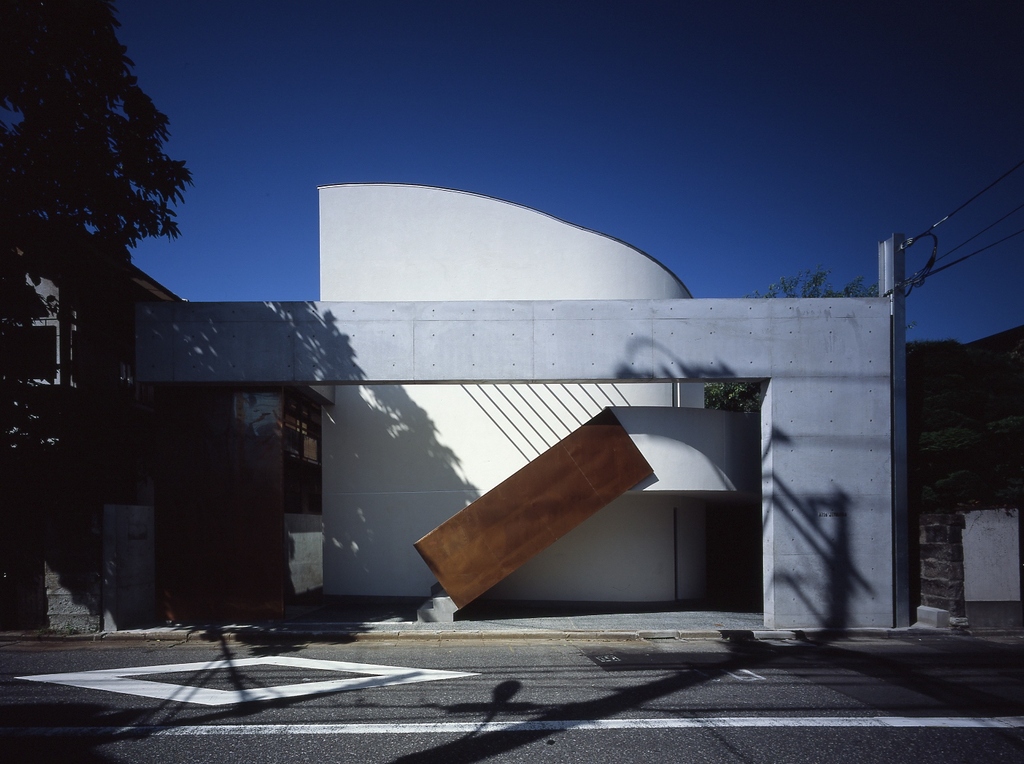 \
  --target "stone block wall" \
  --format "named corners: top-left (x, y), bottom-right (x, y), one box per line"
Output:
top-left (45, 563), bottom-right (101, 632)
top-left (44, 509), bottom-right (103, 632)
top-left (919, 513), bottom-right (965, 618)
